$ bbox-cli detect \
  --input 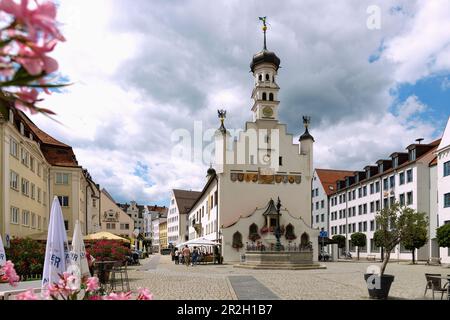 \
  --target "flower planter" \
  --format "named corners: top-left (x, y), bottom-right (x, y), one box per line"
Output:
top-left (364, 274), bottom-right (395, 300)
